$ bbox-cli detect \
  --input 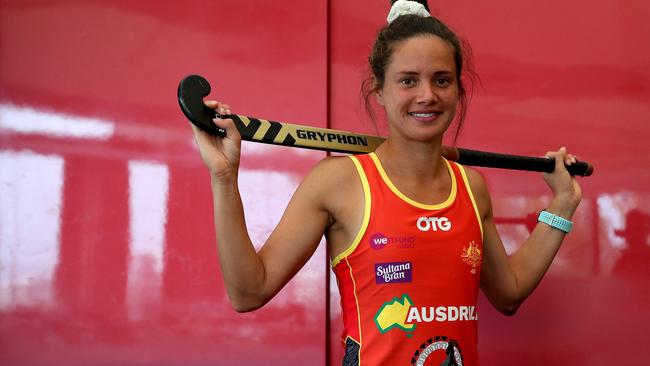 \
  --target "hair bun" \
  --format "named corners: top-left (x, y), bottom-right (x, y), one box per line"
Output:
top-left (390, 0), bottom-right (429, 10)
top-left (387, 1), bottom-right (431, 24)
